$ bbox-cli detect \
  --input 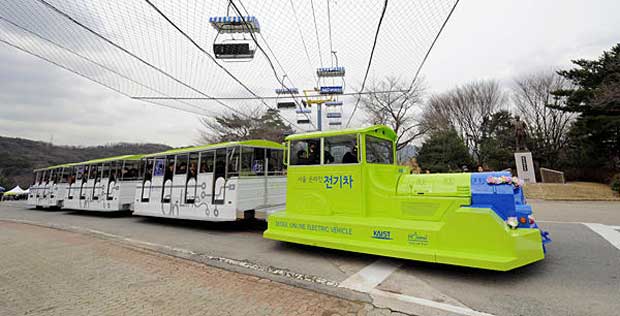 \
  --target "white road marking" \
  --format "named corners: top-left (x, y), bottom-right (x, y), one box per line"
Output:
top-left (339, 259), bottom-right (401, 292)
top-left (583, 223), bottom-right (620, 251)
top-left (370, 288), bottom-right (496, 316)
top-left (612, 225), bottom-right (620, 231)
top-left (340, 259), bottom-right (497, 316)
